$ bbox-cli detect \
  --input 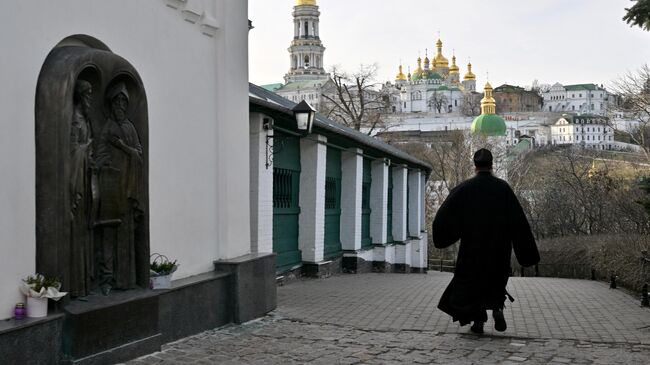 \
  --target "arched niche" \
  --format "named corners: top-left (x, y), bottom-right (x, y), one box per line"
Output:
top-left (35, 35), bottom-right (149, 298)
